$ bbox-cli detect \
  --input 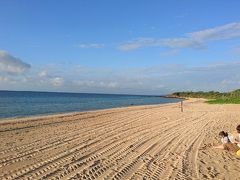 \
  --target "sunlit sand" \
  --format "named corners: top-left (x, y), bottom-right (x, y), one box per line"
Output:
top-left (0, 99), bottom-right (239, 179)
